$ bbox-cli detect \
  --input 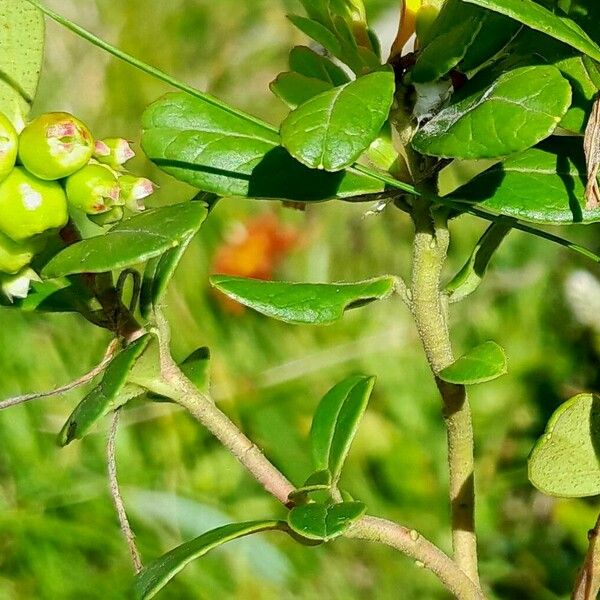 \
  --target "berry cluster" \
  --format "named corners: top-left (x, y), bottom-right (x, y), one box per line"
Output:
top-left (0, 112), bottom-right (155, 300)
